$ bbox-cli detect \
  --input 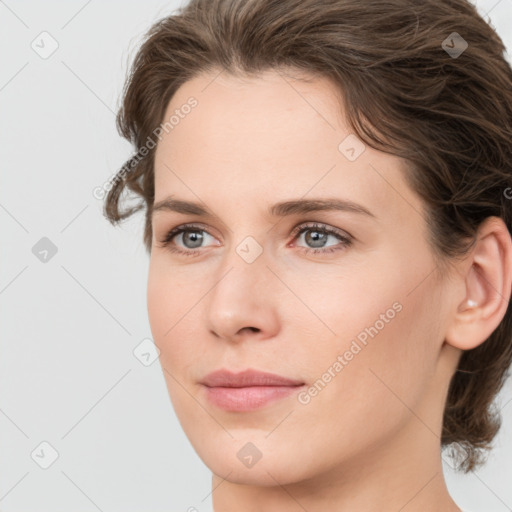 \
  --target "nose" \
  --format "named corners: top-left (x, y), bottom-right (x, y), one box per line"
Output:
top-left (205, 246), bottom-right (280, 343)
